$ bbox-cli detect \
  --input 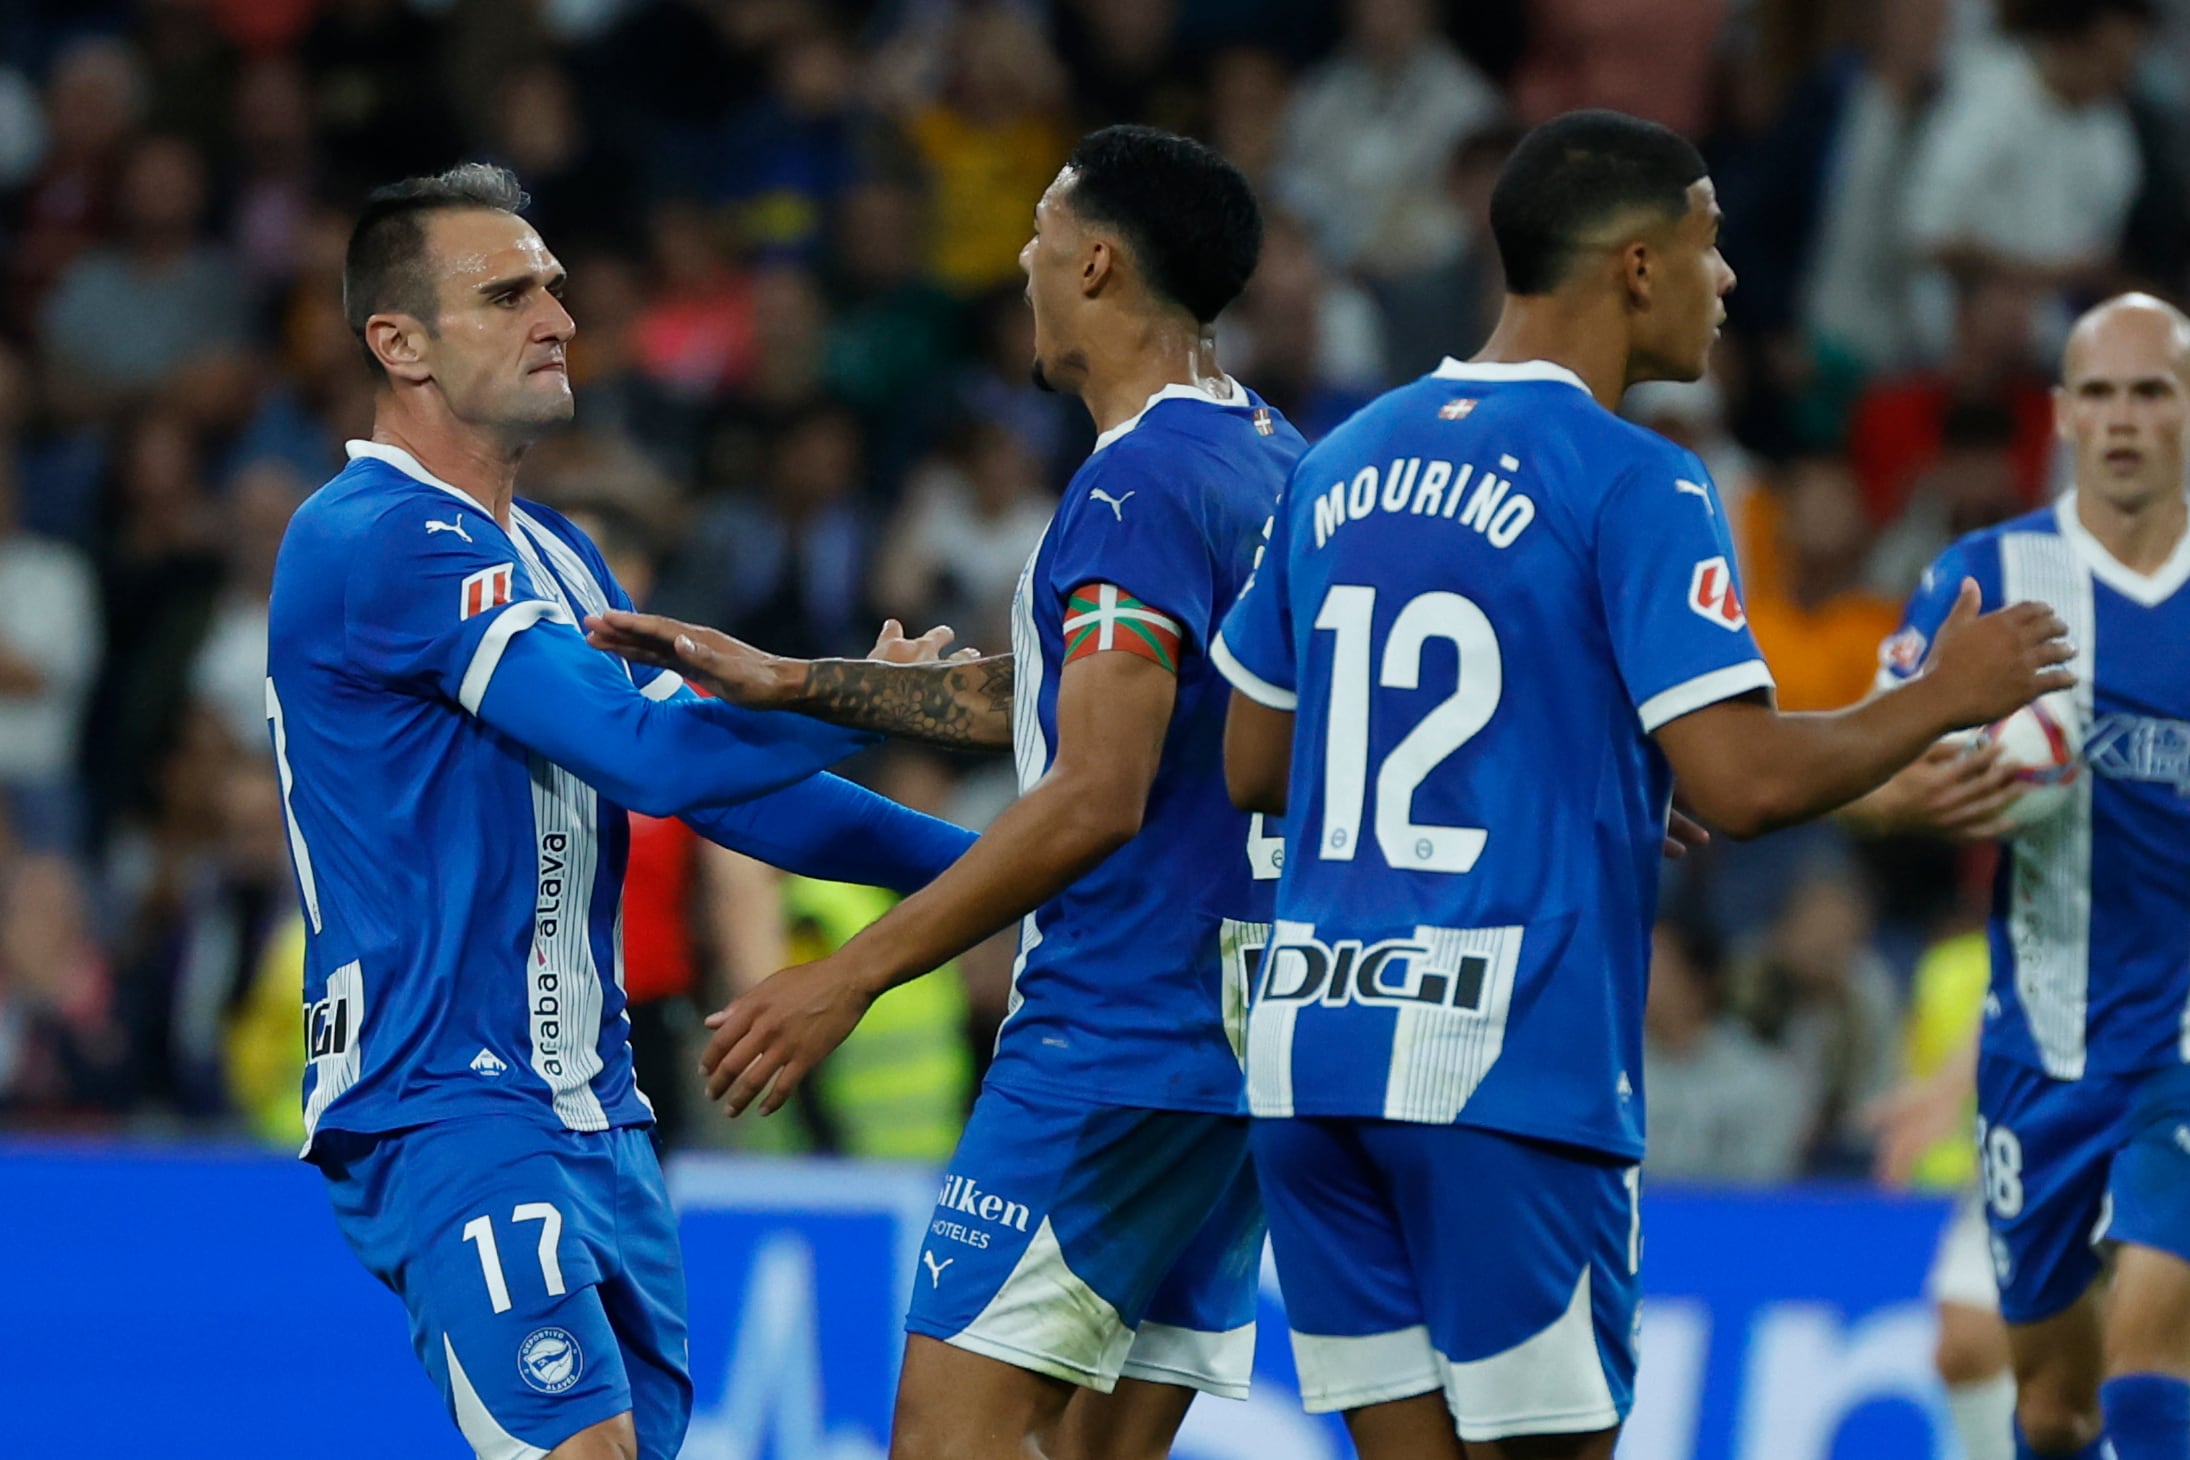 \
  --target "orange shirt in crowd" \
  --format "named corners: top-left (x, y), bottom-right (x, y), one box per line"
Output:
top-left (1745, 591), bottom-right (1903, 712)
